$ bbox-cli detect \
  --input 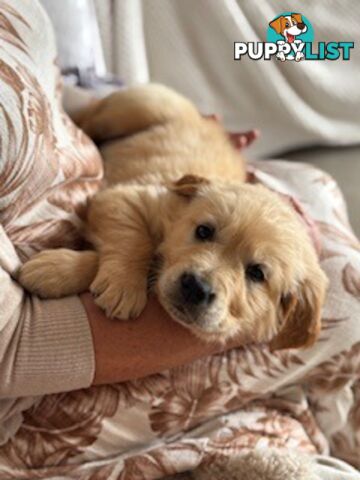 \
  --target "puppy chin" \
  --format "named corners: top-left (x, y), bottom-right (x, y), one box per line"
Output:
top-left (159, 297), bottom-right (239, 344)
top-left (157, 285), bottom-right (229, 342)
